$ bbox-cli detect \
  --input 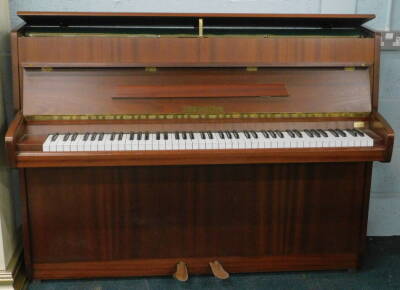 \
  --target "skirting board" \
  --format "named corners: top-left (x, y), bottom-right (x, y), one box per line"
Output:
top-left (0, 242), bottom-right (27, 290)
